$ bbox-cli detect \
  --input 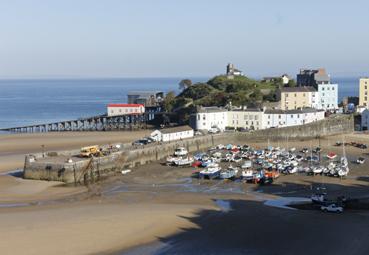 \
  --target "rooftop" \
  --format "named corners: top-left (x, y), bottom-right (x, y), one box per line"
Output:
top-left (279, 86), bottom-right (317, 93)
top-left (197, 107), bottom-right (227, 113)
top-left (159, 125), bottom-right (193, 134)
top-left (265, 108), bottom-right (324, 114)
